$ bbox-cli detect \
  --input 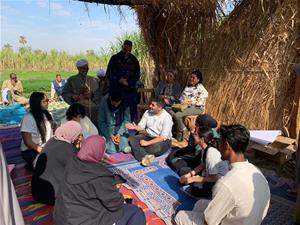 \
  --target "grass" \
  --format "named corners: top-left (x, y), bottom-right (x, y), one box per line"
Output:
top-left (0, 70), bottom-right (98, 98)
